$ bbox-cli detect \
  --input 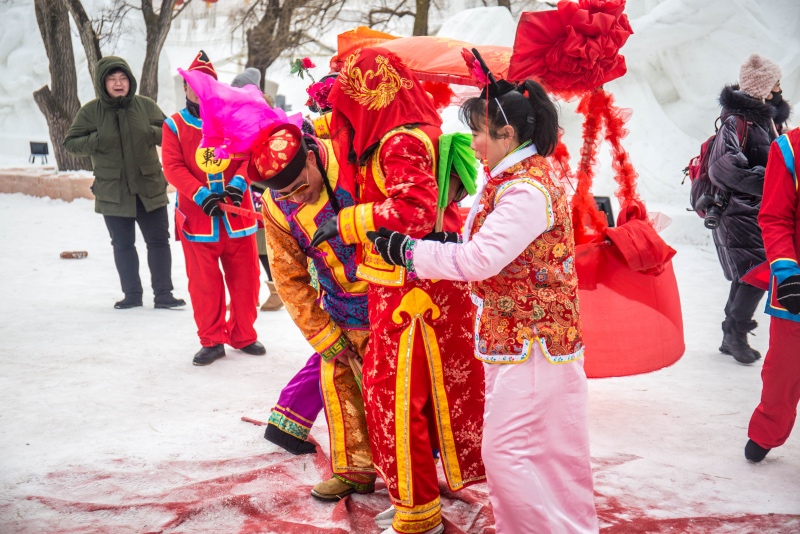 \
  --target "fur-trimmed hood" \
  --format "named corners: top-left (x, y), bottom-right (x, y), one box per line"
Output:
top-left (719, 84), bottom-right (791, 128)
